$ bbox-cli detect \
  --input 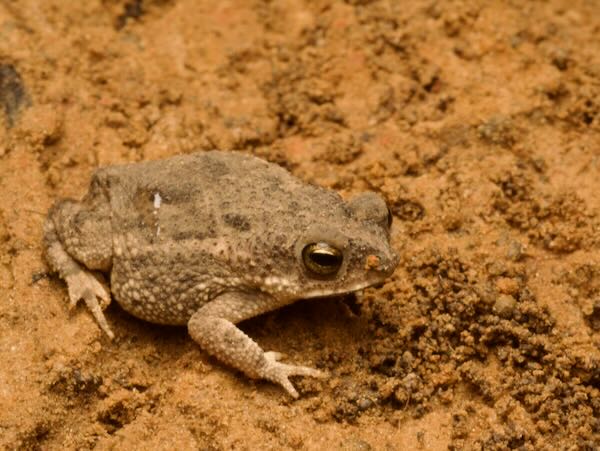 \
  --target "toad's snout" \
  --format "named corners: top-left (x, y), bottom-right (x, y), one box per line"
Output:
top-left (364, 249), bottom-right (399, 276)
